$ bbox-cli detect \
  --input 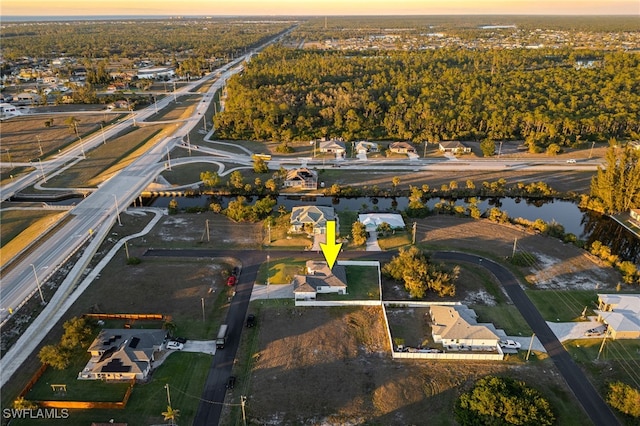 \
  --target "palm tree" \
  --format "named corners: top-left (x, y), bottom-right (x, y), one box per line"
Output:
top-left (162, 321), bottom-right (177, 338)
top-left (162, 405), bottom-right (180, 425)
